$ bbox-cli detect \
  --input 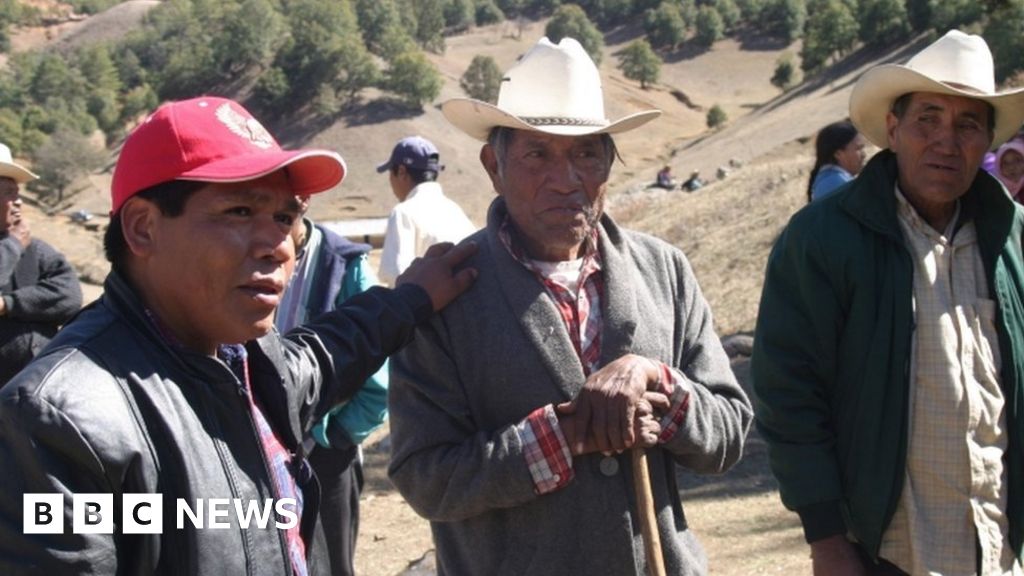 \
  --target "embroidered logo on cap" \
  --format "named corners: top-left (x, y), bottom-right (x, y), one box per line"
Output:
top-left (215, 103), bottom-right (275, 150)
